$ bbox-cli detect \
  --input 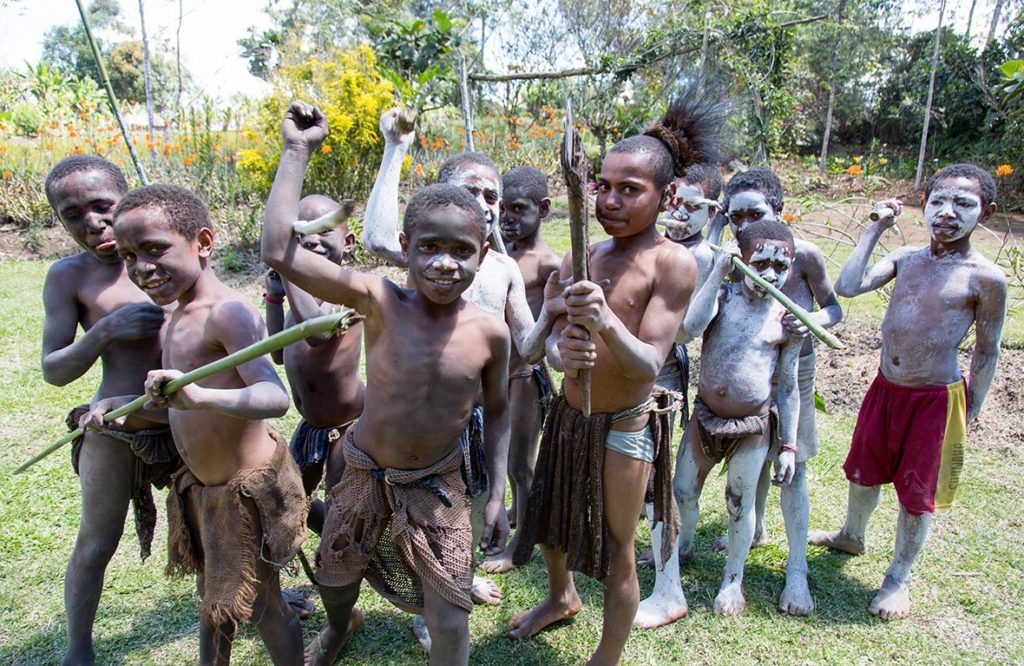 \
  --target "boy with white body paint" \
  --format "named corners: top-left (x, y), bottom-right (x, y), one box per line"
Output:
top-left (635, 163), bottom-right (723, 628)
top-left (703, 167), bottom-right (843, 616)
top-left (675, 218), bottom-right (803, 616)
top-left (810, 163), bottom-right (1006, 620)
top-left (361, 110), bottom-right (555, 647)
